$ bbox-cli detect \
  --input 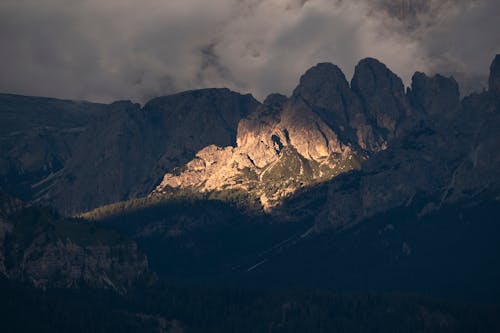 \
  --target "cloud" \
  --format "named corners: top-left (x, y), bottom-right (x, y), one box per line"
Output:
top-left (0, 0), bottom-right (498, 103)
